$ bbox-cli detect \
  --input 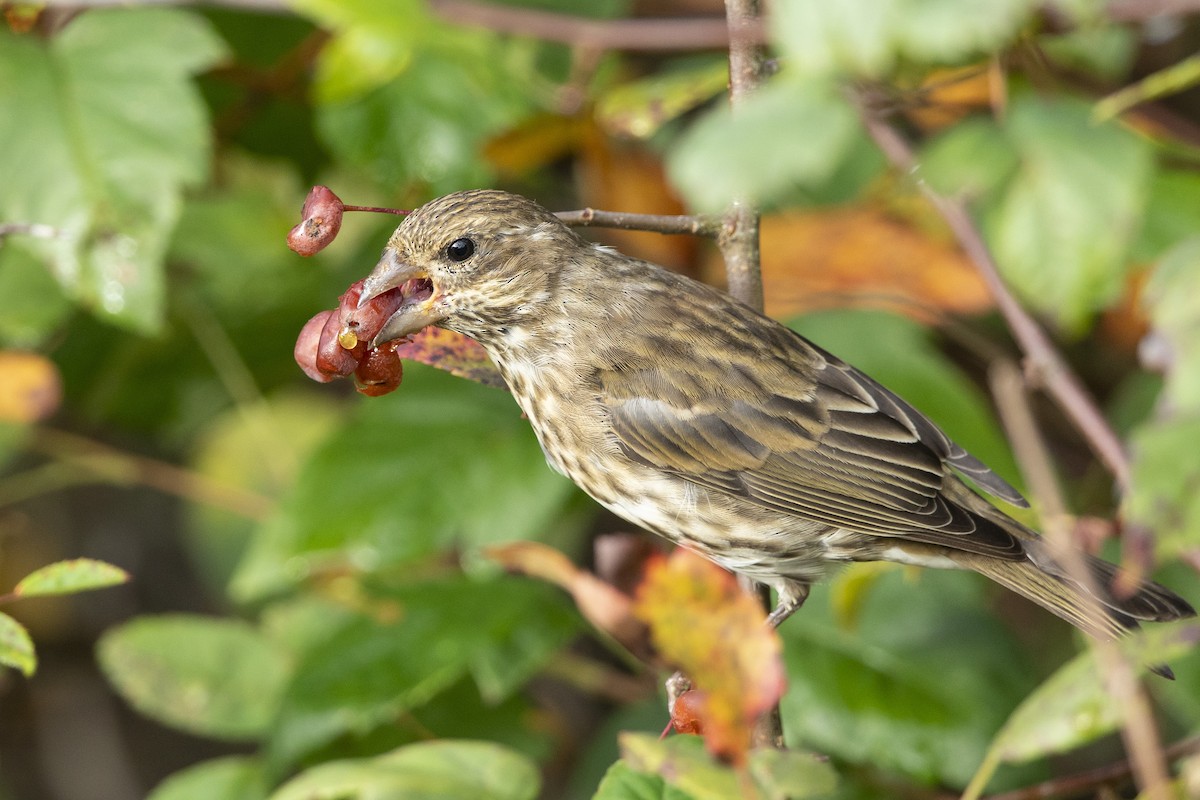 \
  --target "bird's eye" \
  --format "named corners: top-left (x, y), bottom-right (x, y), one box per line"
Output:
top-left (445, 238), bottom-right (475, 262)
